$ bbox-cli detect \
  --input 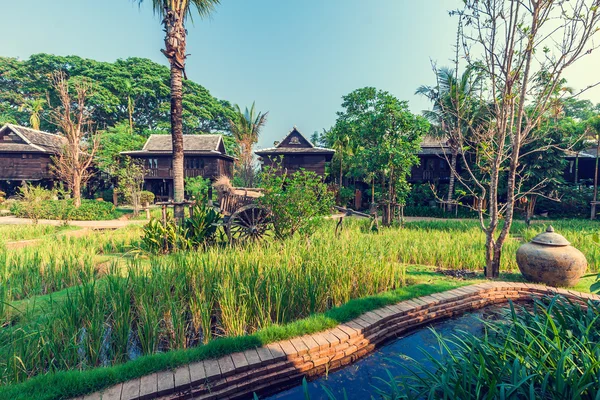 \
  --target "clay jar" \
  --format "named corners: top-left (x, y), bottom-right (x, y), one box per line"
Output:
top-left (516, 225), bottom-right (587, 287)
